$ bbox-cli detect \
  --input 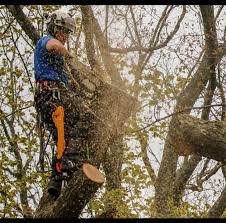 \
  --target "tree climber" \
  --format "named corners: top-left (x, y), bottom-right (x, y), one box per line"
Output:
top-left (34, 10), bottom-right (91, 199)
